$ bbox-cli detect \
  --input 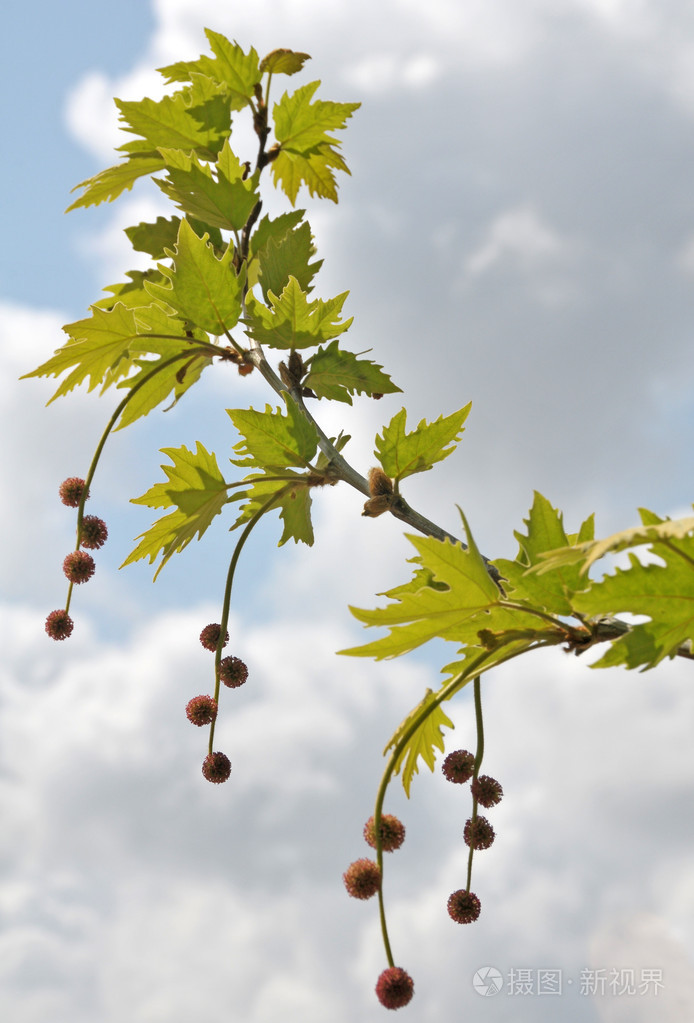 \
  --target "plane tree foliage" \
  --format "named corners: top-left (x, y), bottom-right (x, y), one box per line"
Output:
top-left (24, 29), bottom-right (693, 1010)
